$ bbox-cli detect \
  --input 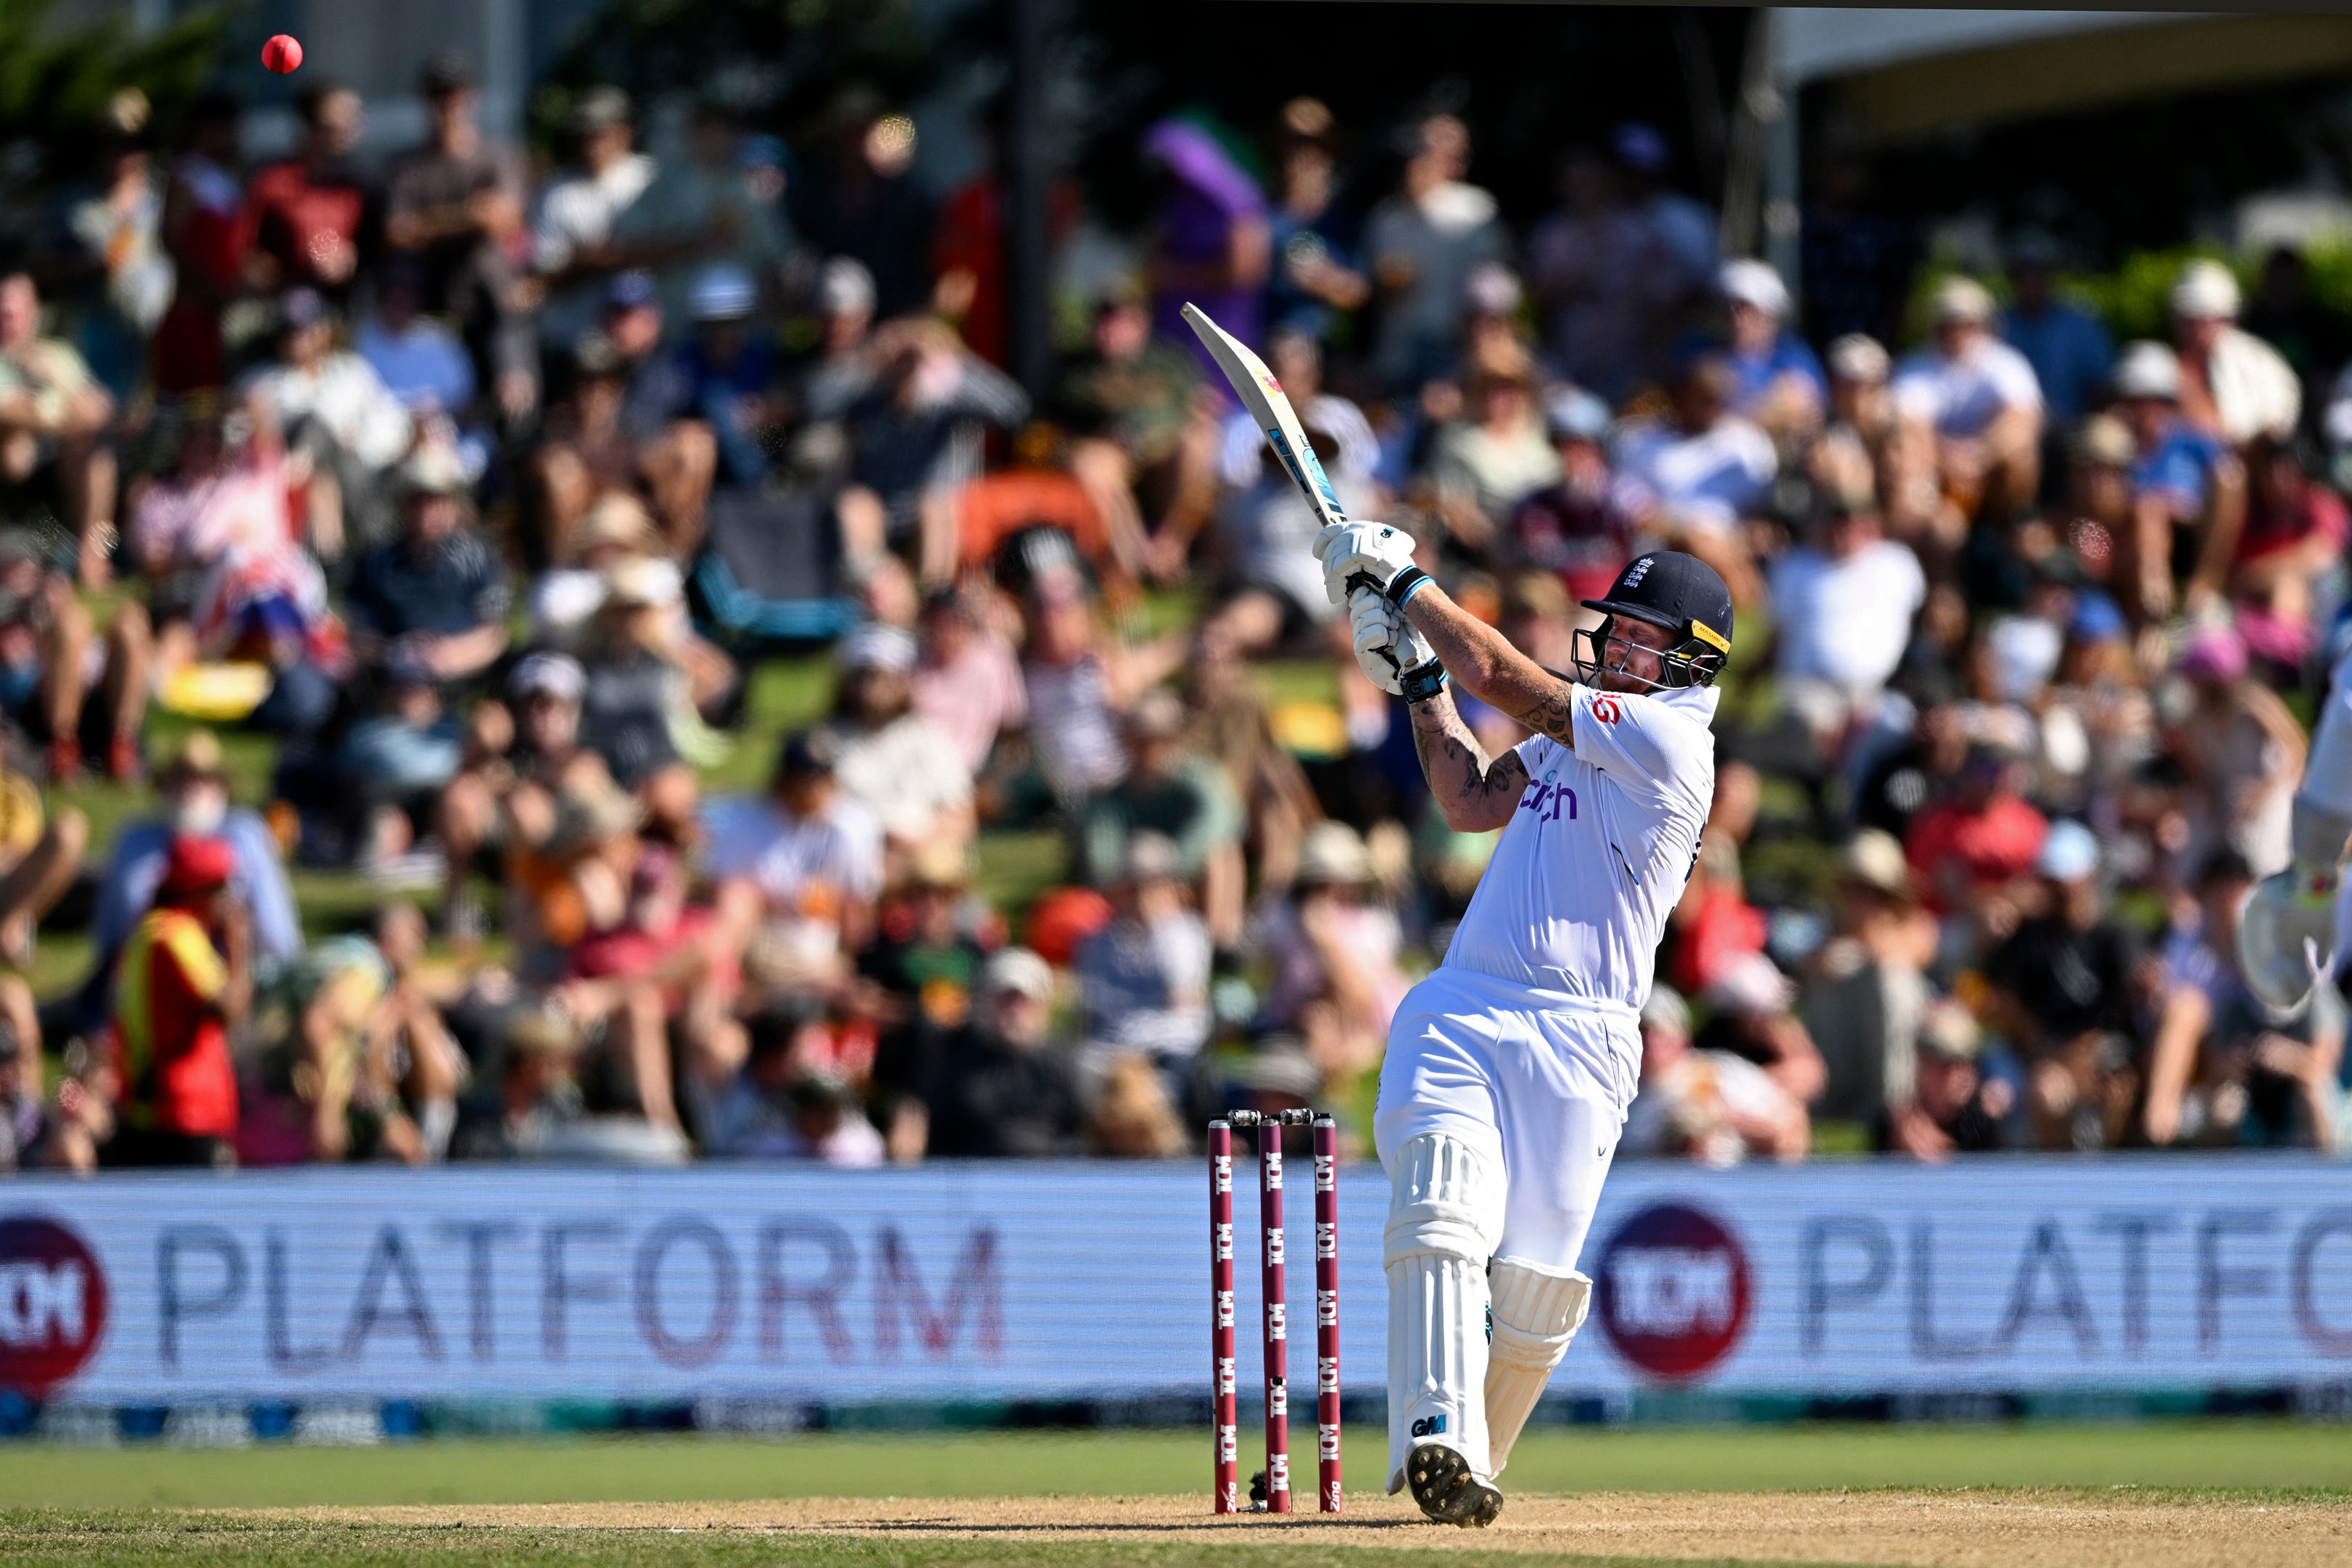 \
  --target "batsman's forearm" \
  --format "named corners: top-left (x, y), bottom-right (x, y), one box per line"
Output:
top-left (1403, 584), bottom-right (1577, 747)
top-left (1407, 688), bottom-right (1525, 832)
